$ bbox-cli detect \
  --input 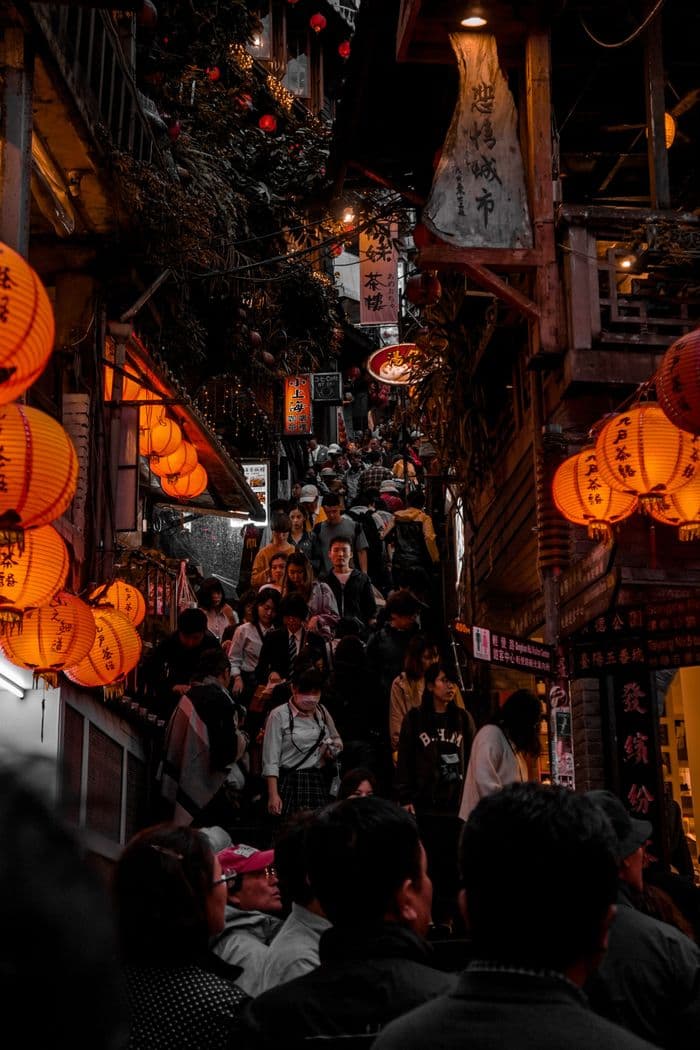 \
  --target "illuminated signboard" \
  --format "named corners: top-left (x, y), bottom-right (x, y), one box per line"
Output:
top-left (283, 374), bottom-right (312, 436)
top-left (241, 460), bottom-right (269, 525)
top-left (366, 343), bottom-right (421, 386)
